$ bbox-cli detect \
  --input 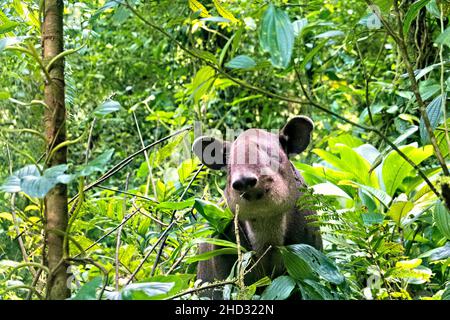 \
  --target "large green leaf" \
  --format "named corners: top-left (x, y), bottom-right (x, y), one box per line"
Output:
top-left (387, 200), bottom-right (414, 226)
top-left (420, 94), bottom-right (444, 144)
top-left (1, 164), bottom-right (74, 198)
top-left (314, 144), bottom-right (377, 187)
top-left (280, 244), bottom-right (344, 285)
top-left (189, 66), bottom-right (216, 104)
top-left (77, 148), bottom-right (114, 177)
top-left (193, 199), bottom-right (233, 233)
top-left (433, 200), bottom-right (450, 240)
top-left (71, 276), bottom-right (103, 300)
top-left (260, 276), bottom-right (296, 300)
top-left (382, 144), bottom-right (433, 196)
top-left (419, 242), bottom-right (450, 261)
top-left (403, 0), bottom-right (432, 35)
top-left (259, 4), bottom-right (294, 68)
top-left (120, 274), bottom-right (194, 300)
